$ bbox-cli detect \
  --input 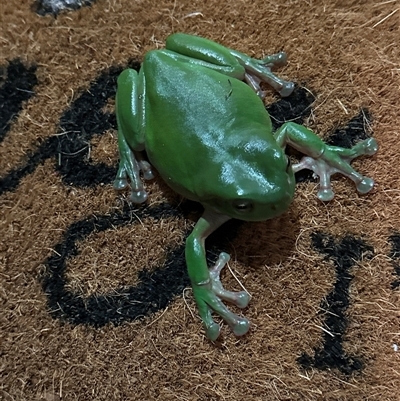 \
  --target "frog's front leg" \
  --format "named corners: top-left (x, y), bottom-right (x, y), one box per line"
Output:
top-left (274, 122), bottom-right (378, 201)
top-left (113, 69), bottom-right (154, 203)
top-left (166, 33), bottom-right (294, 98)
top-left (186, 210), bottom-right (251, 341)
